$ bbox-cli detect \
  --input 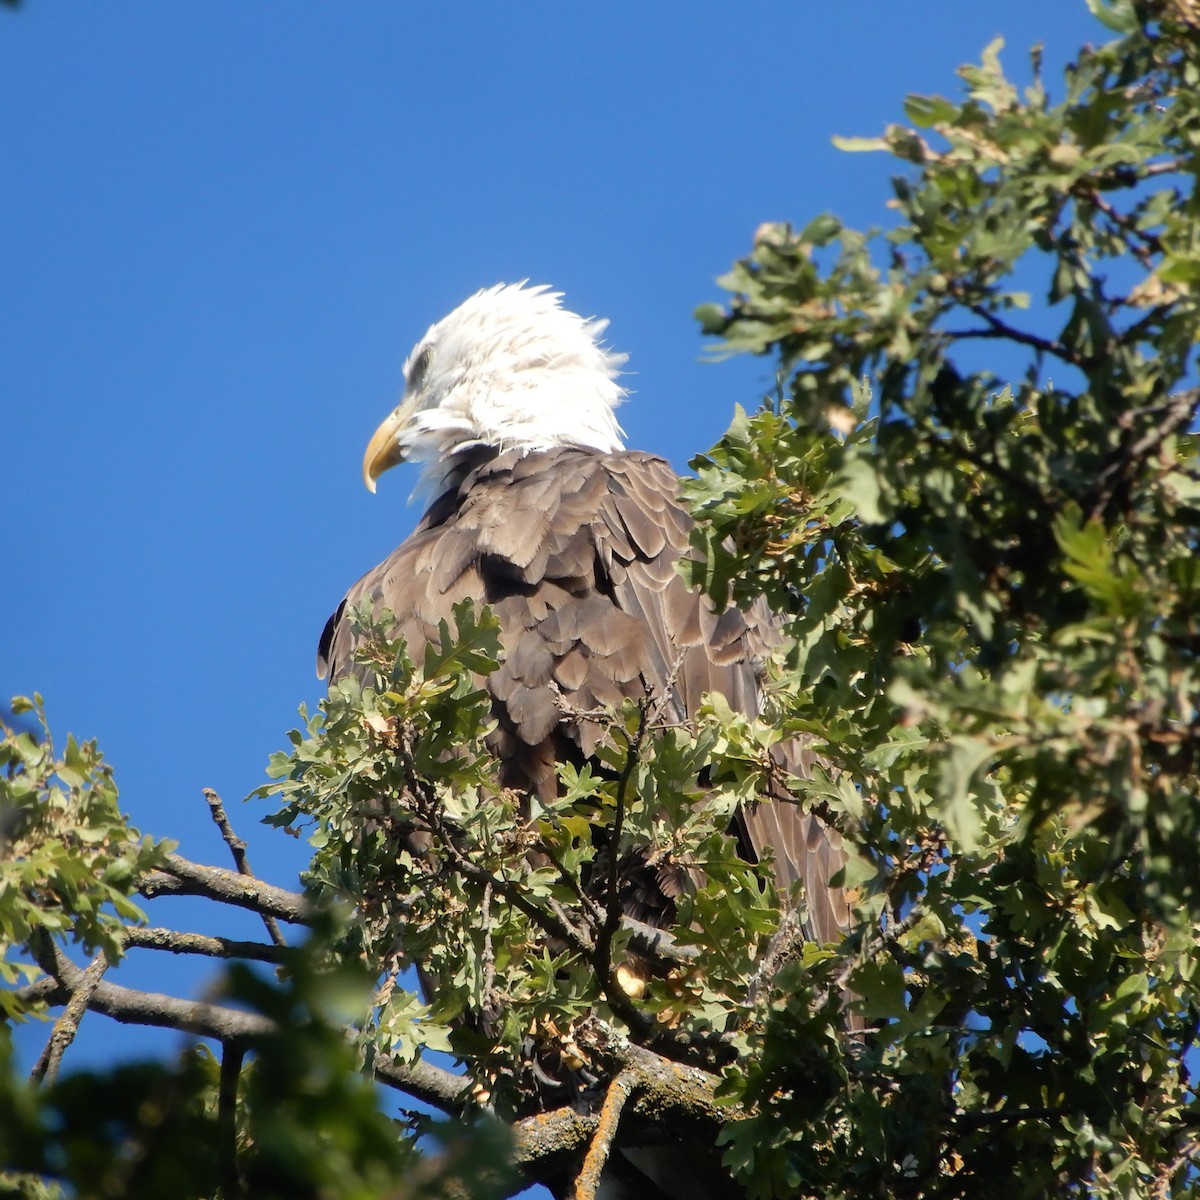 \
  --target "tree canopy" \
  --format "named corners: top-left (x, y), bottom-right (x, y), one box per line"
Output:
top-left (3, 1), bottom-right (1200, 1196)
